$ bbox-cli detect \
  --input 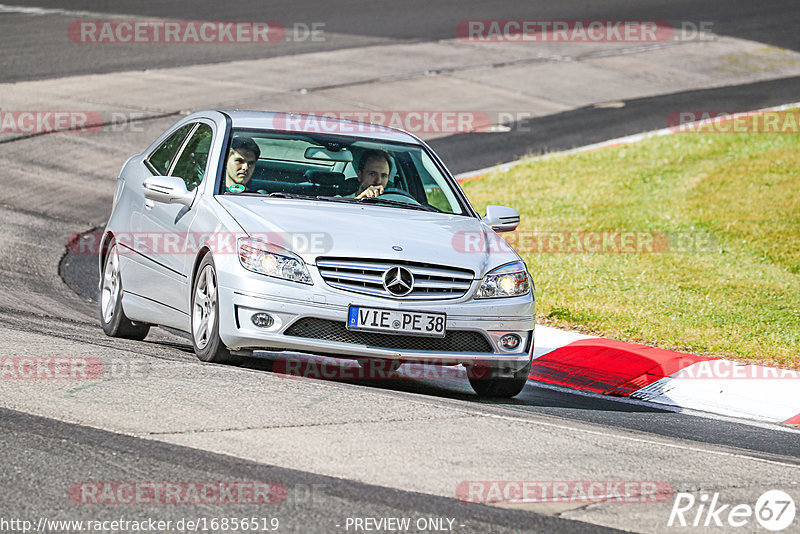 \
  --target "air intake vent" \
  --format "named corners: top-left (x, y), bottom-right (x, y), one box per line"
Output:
top-left (285, 318), bottom-right (493, 352)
